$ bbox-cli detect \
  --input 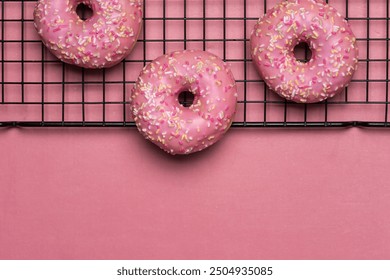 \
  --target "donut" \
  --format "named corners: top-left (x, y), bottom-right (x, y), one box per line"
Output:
top-left (33, 0), bottom-right (143, 69)
top-left (250, 0), bottom-right (358, 103)
top-left (131, 50), bottom-right (238, 155)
